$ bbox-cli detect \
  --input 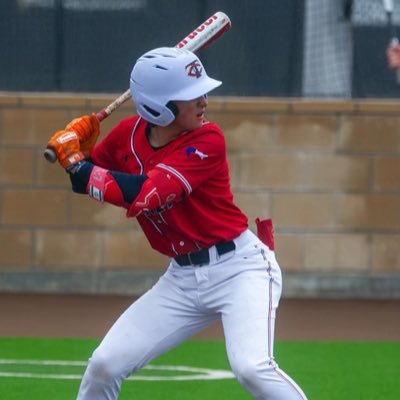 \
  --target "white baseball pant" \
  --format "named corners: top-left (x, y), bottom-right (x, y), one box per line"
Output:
top-left (76, 229), bottom-right (308, 400)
